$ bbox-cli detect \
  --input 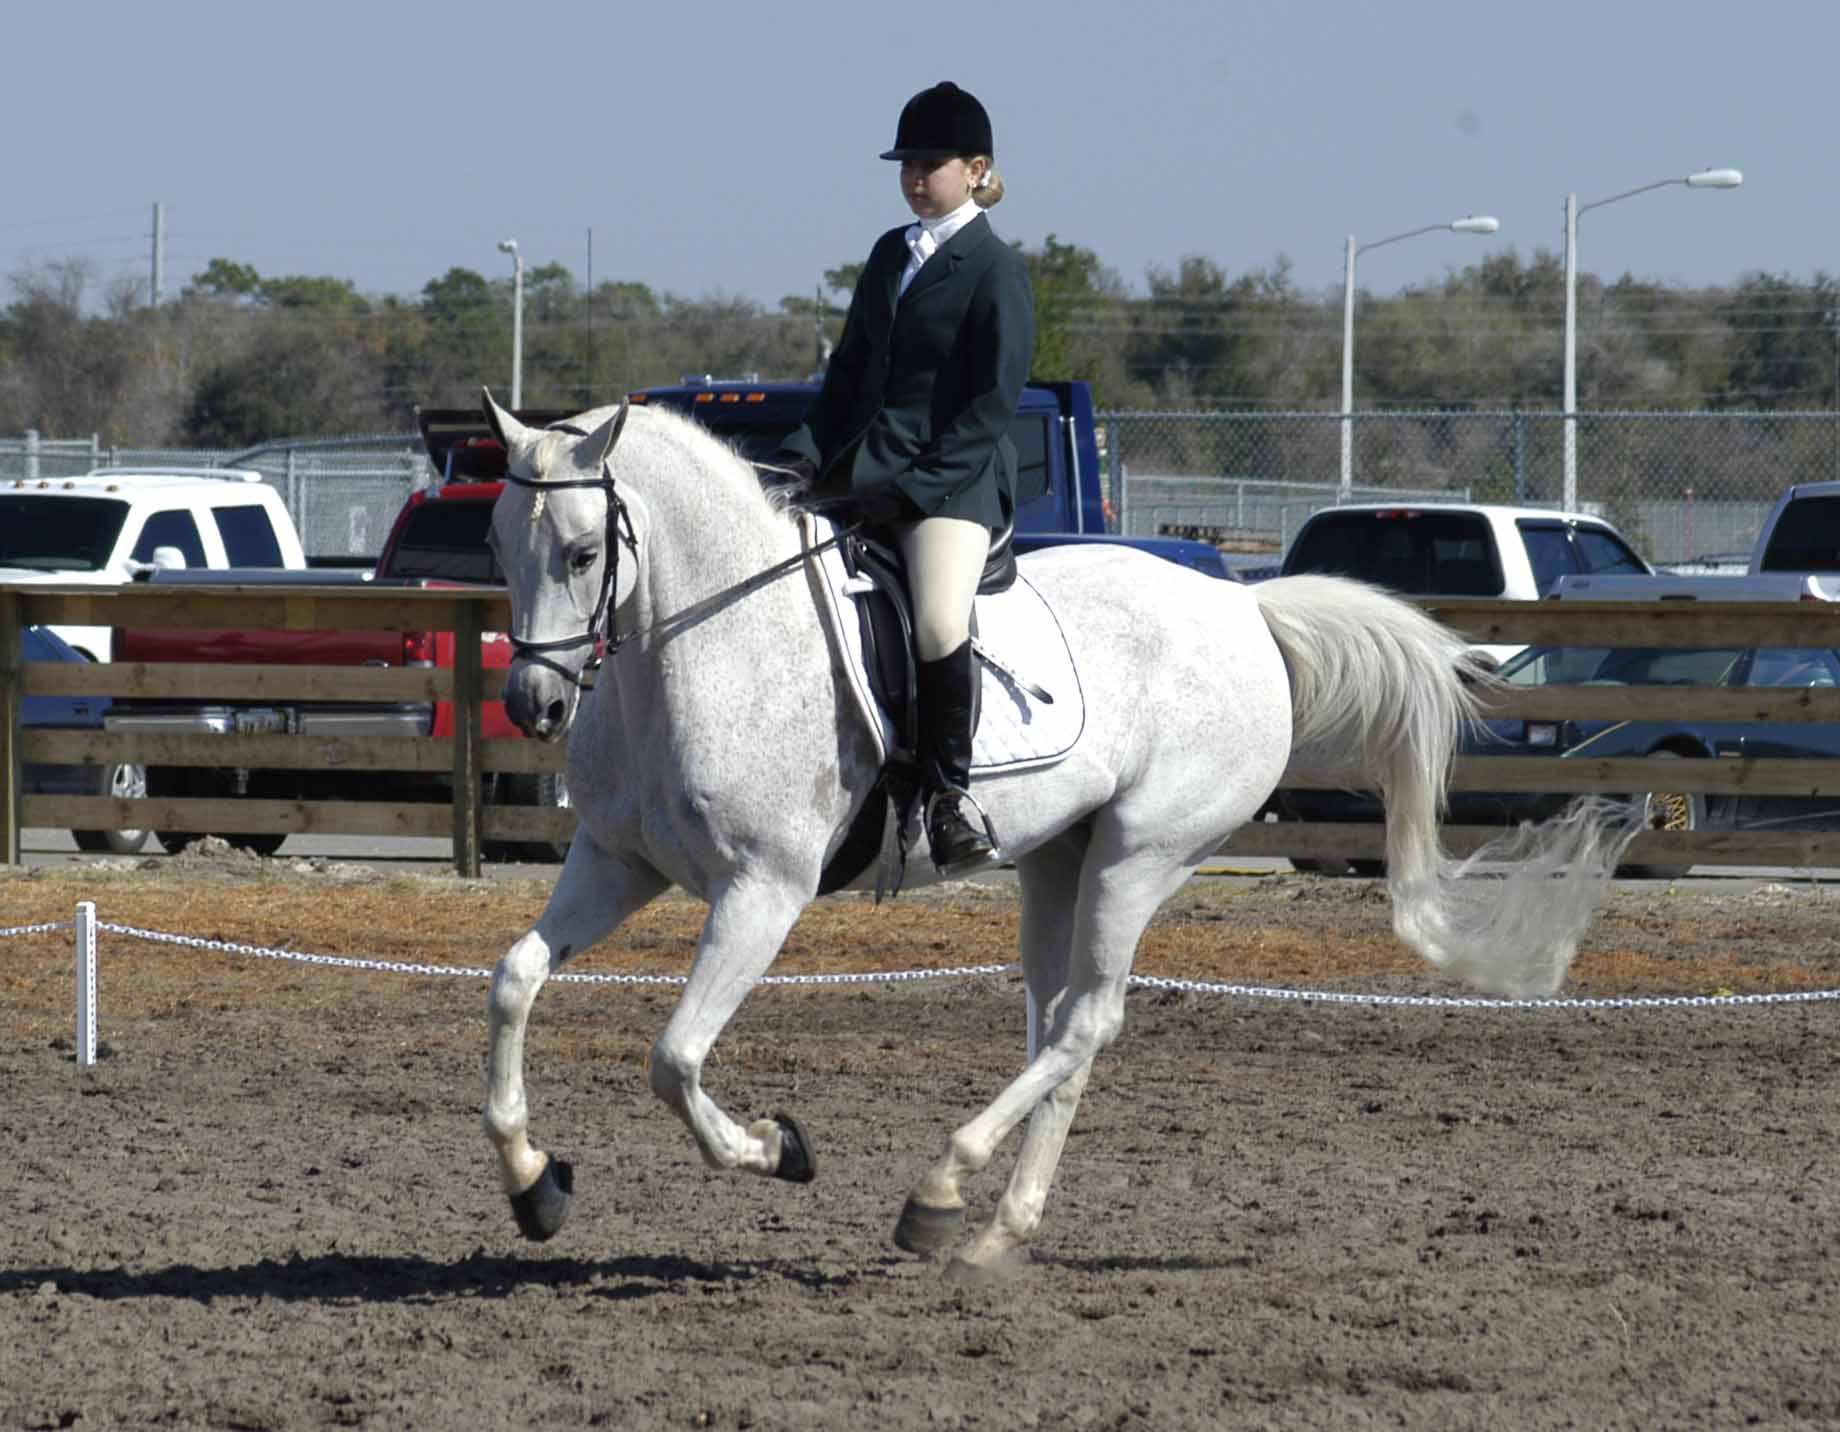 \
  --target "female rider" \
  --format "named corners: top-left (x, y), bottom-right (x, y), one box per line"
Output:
top-left (777, 80), bottom-right (1036, 875)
